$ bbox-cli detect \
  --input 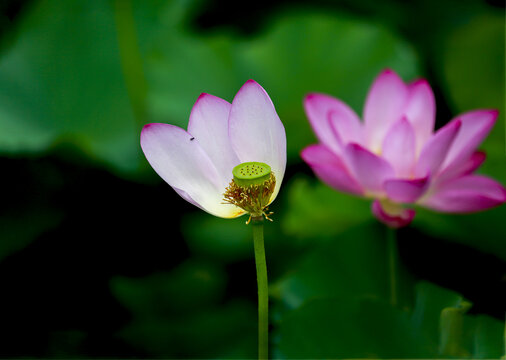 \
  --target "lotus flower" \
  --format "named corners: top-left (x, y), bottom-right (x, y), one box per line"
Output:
top-left (302, 69), bottom-right (506, 228)
top-left (141, 80), bottom-right (286, 220)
